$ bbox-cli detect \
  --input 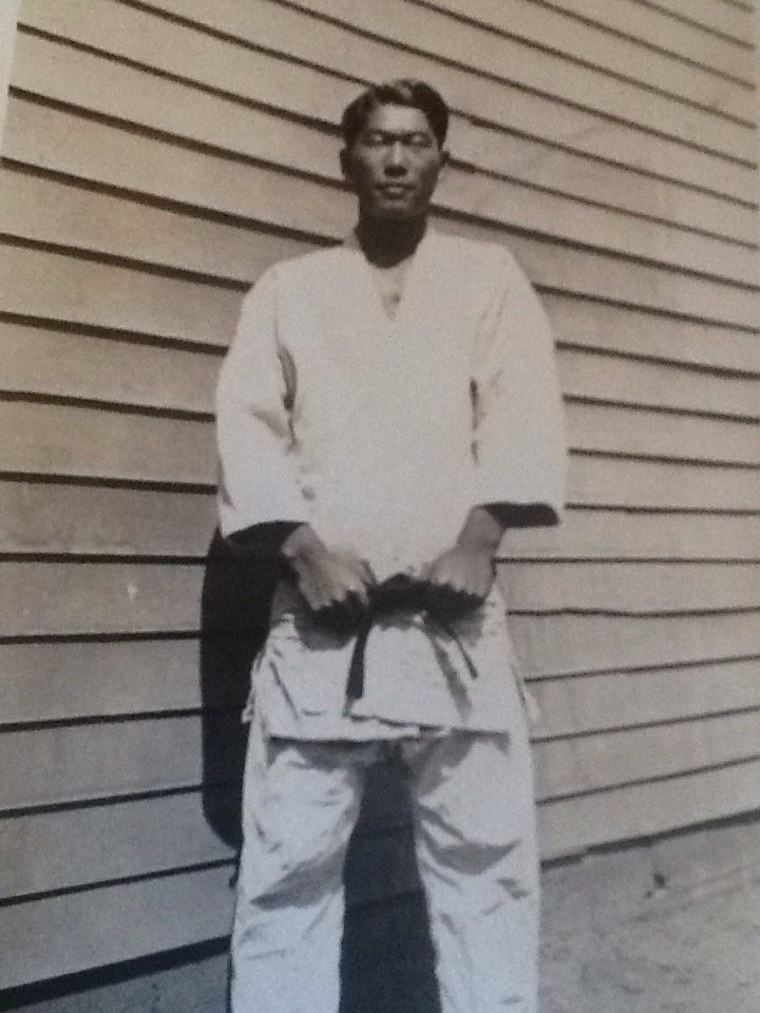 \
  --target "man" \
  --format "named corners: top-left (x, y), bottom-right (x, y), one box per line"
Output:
top-left (216, 78), bottom-right (565, 1013)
